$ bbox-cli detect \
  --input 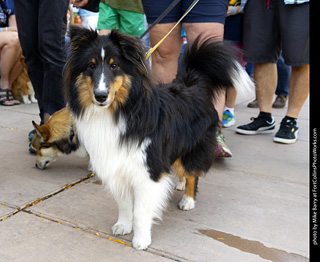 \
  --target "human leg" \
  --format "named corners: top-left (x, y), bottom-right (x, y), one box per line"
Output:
top-left (183, 22), bottom-right (224, 42)
top-left (255, 62), bottom-right (278, 114)
top-left (286, 65), bottom-right (309, 119)
top-left (97, 3), bottom-right (118, 35)
top-left (0, 32), bottom-right (21, 105)
top-left (184, 22), bottom-right (232, 155)
top-left (223, 88), bottom-right (237, 127)
top-left (9, 55), bottom-right (23, 88)
top-left (183, 21), bottom-right (226, 121)
top-left (14, 0), bottom-right (45, 119)
top-left (38, 0), bottom-right (68, 115)
top-left (147, 23), bottom-right (182, 83)
top-left (272, 1), bottom-right (309, 143)
top-left (236, 63), bottom-right (277, 135)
